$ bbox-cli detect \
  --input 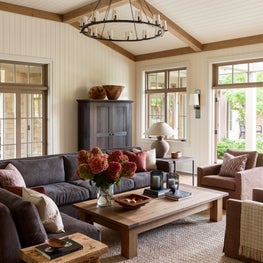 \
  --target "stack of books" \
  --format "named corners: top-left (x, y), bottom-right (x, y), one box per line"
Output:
top-left (143, 188), bottom-right (170, 197)
top-left (35, 238), bottom-right (83, 260)
top-left (164, 189), bottom-right (192, 201)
